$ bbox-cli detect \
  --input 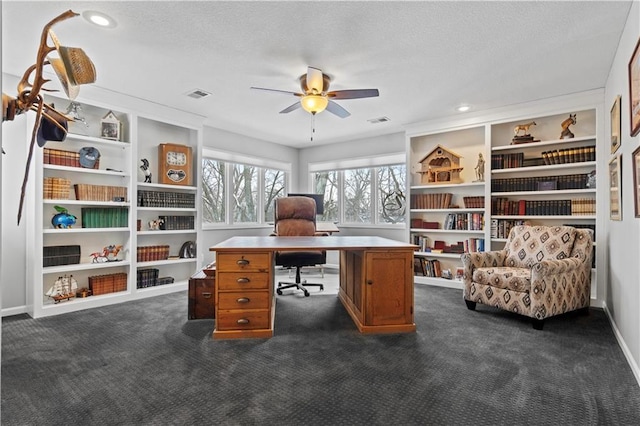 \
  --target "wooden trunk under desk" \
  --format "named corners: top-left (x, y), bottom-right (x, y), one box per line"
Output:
top-left (210, 236), bottom-right (416, 339)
